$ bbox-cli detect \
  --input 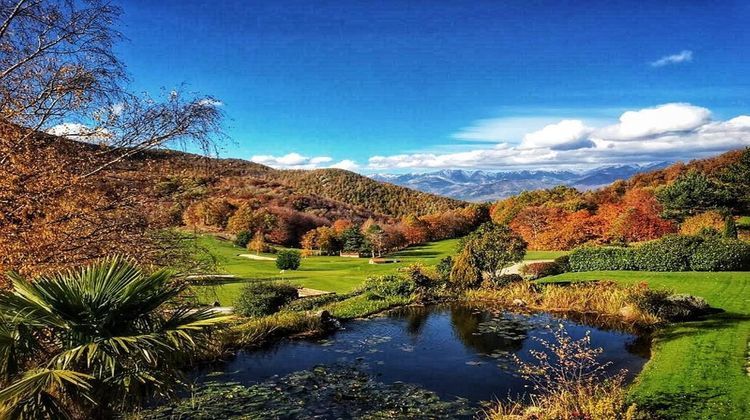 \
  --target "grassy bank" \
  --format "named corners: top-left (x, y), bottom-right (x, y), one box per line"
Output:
top-left (546, 271), bottom-right (750, 419)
